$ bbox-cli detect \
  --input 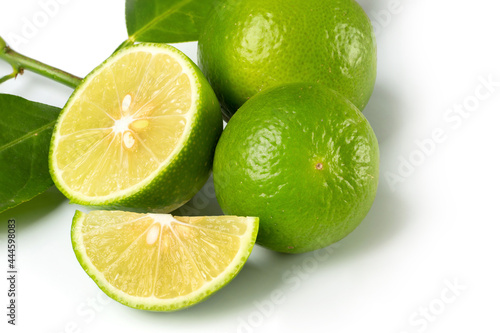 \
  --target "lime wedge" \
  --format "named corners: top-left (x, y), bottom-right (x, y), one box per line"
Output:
top-left (49, 43), bottom-right (222, 212)
top-left (71, 210), bottom-right (259, 311)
